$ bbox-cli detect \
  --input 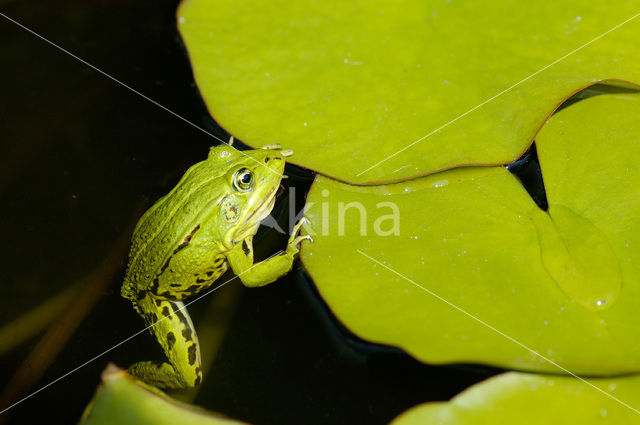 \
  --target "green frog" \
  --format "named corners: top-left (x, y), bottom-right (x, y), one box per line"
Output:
top-left (121, 140), bottom-right (311, 389)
